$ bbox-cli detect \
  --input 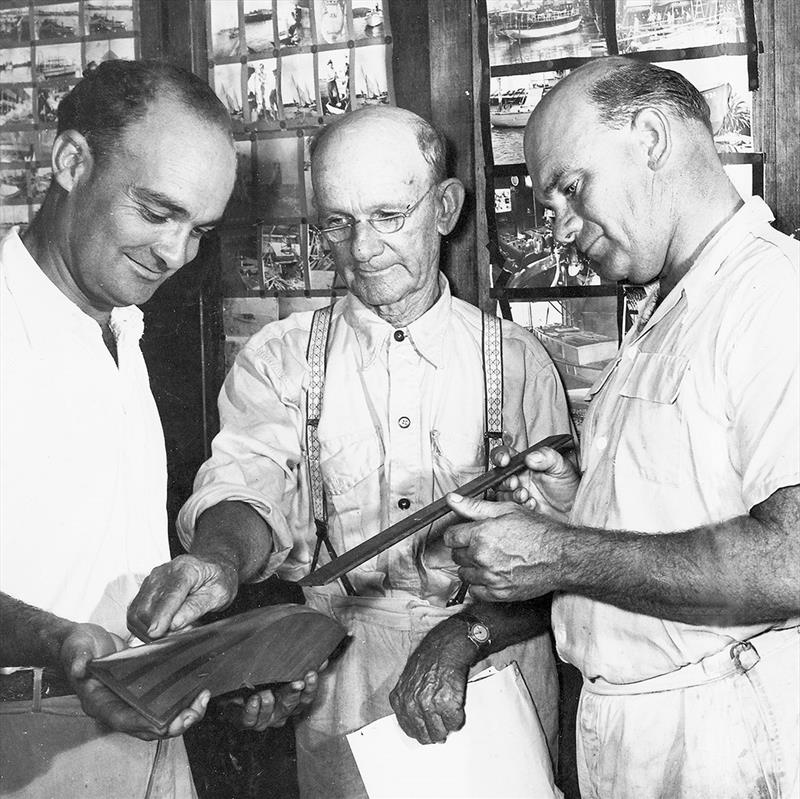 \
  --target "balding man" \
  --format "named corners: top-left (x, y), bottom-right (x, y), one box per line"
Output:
top-left (432, 58), bottom-right (799, 798)
top-left (129, 105), bottom-right (573, 798)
